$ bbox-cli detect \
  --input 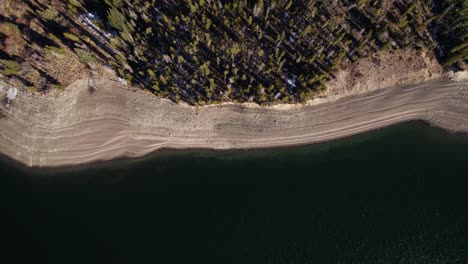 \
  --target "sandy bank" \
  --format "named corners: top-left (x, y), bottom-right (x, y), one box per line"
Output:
top-left (0, 76), bottom-right (467, 167)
